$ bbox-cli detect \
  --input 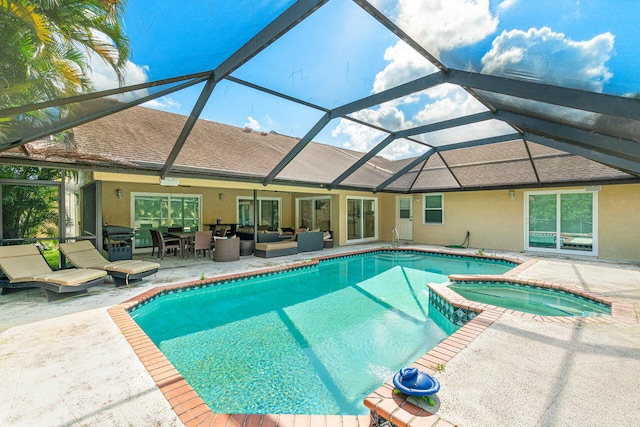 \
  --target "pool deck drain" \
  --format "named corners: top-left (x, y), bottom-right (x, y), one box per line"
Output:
top-left (108, 249), bottom-right (637, 427)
